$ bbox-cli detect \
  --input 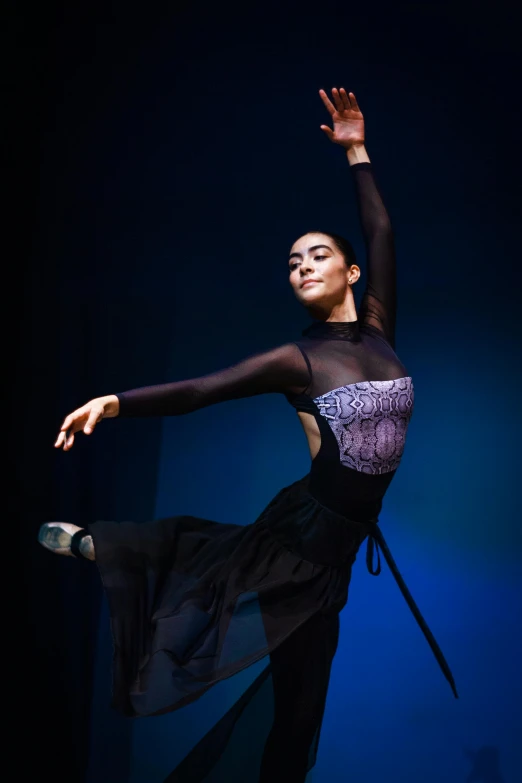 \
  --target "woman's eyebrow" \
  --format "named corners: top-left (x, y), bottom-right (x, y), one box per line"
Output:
top-left (289, 244), bottom-right (333, 261)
